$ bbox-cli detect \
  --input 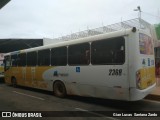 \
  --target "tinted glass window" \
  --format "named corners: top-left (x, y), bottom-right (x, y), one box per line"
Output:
top-left (27, 52), bottom-right (37, 66)
top-left (38, 49), bottom-right (50, 66)
top-left (4, 56), bottom-right (11, 71)
top-left (11, 54), bottom-right (17, 66)
top-left (91, 37), bottom-right (125, 65)
top-left (68, 43), bottom-right (90, 65)
top-left (51, 47), bottom-right (67, 66)
top-left (17, 53), bottom-right (26, 66)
